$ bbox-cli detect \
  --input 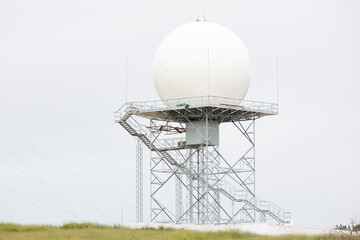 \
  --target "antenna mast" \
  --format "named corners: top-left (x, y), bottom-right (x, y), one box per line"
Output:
top-left (125, 56), bottom-right (128, 103)
top-left (276, 57), bottom-right (279, 107)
